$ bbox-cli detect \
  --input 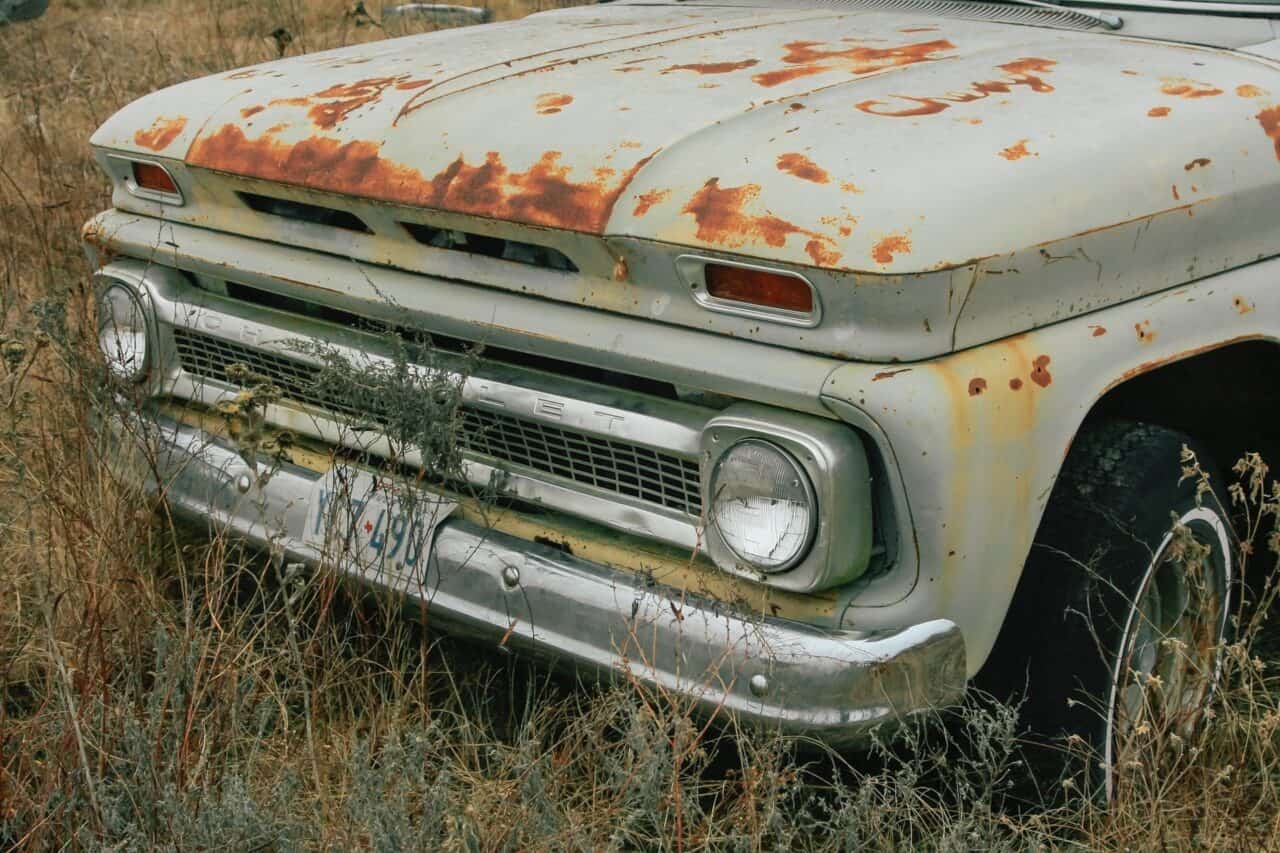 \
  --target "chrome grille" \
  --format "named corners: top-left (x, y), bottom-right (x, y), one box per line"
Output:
top-left (171, 328), bottom-right (702, 516)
